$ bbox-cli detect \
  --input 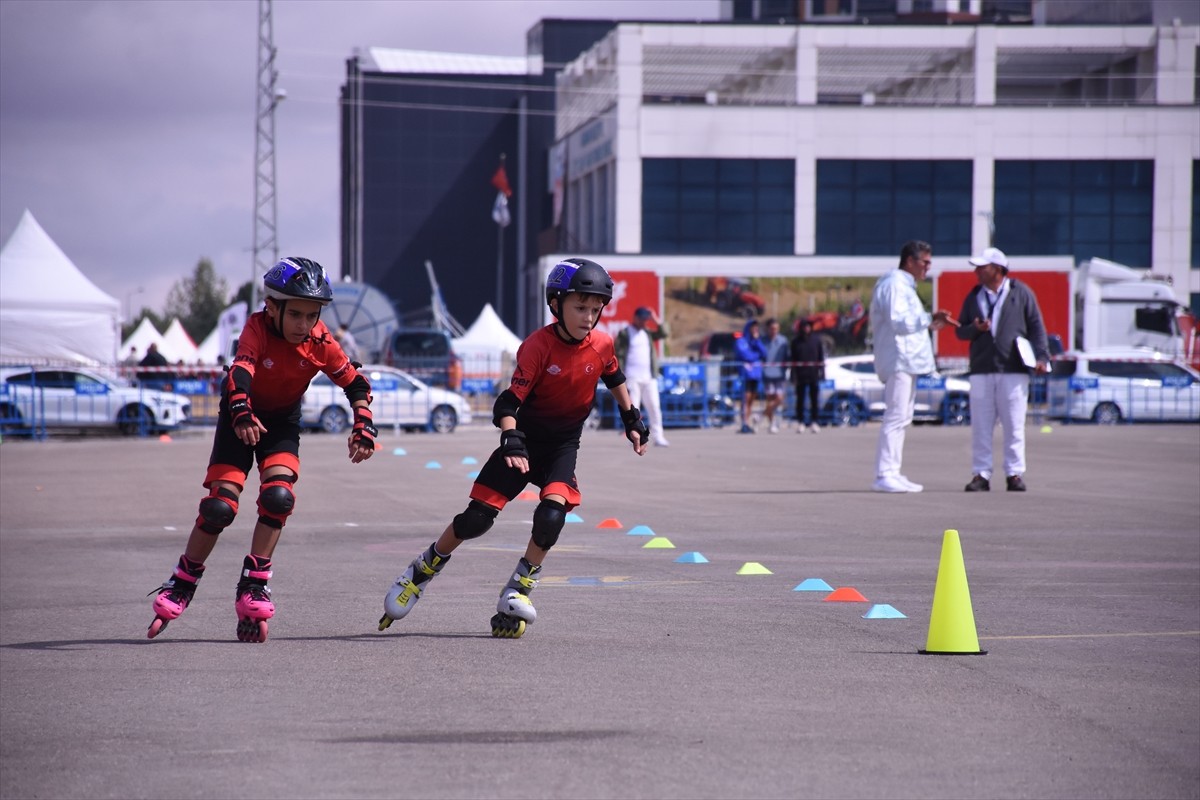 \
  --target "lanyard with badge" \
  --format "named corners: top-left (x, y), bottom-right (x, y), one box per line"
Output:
top-left (979, 280), bottom-right (1009, 330)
